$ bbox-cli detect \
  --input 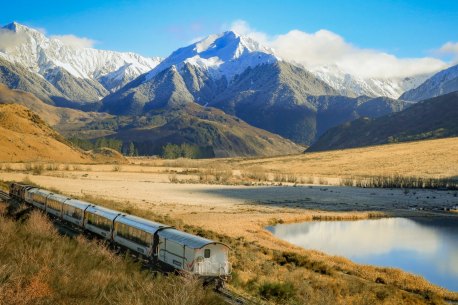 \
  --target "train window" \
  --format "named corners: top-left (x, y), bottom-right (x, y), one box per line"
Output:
top-left (72, 208), bottom-right (82, 220)
top-left (119, 225), bottom-right (150, 247)
top-left (48, 199), bottom-right (61, 211)
top-left (204, 249), bottom-right (211, 258)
